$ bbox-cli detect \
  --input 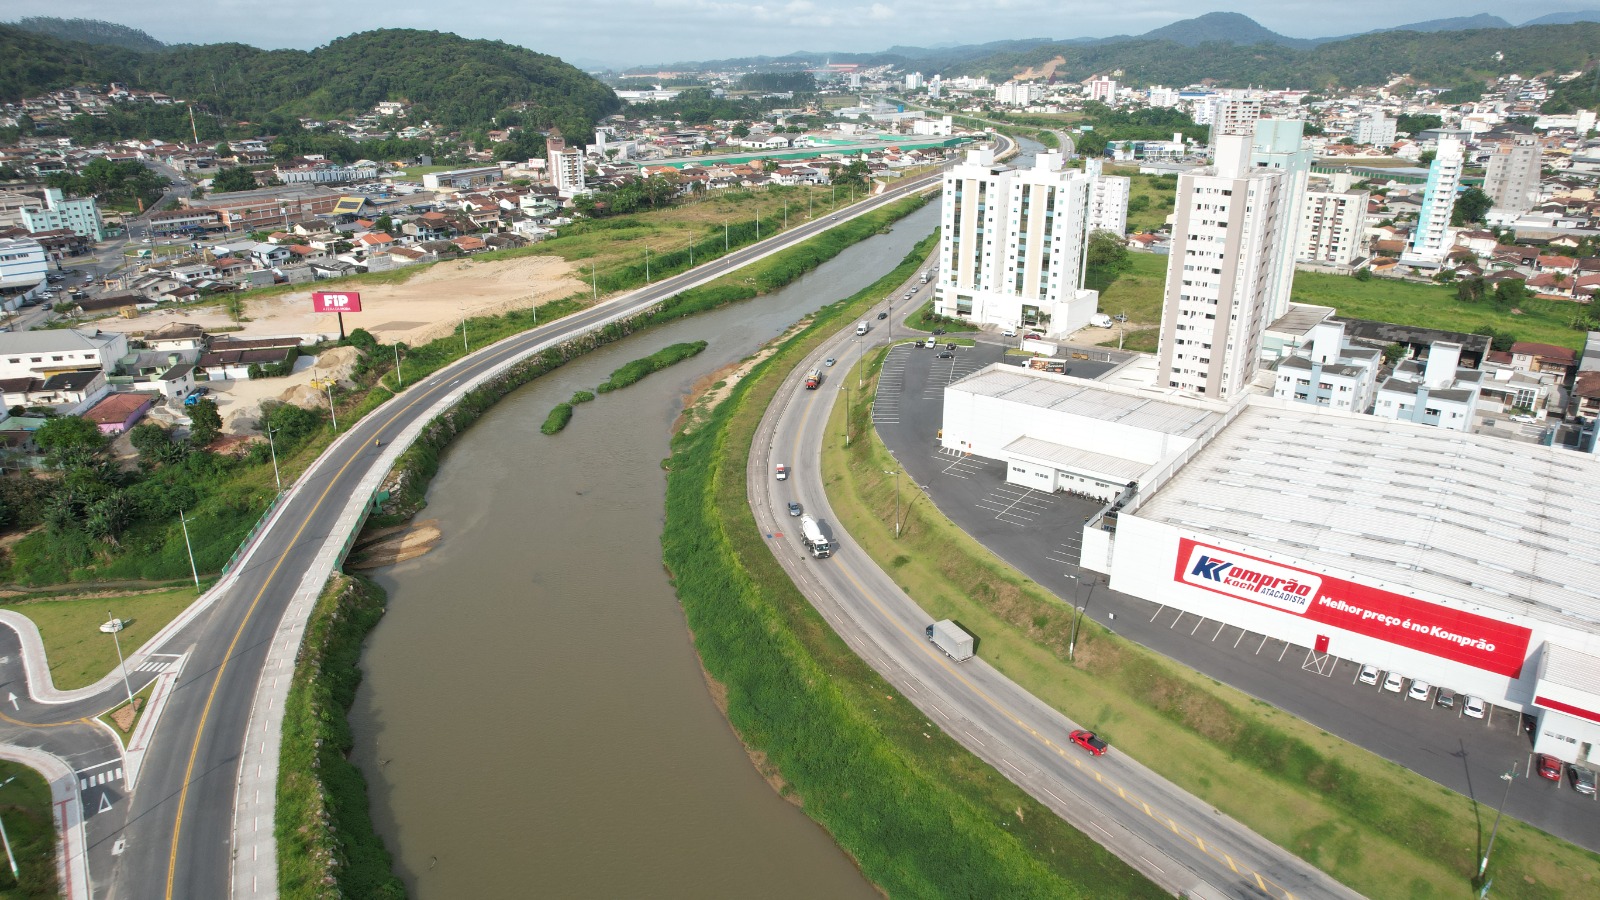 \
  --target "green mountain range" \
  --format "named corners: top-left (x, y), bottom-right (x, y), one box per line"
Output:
top-left (0, 26), bottom-right (619, 136)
